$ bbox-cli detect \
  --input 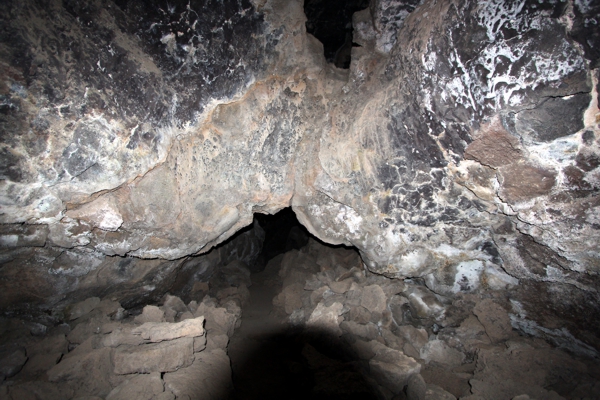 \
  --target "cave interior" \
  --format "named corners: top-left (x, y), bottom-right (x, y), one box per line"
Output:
top-left (1, 0), bottom-right (600, 399)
